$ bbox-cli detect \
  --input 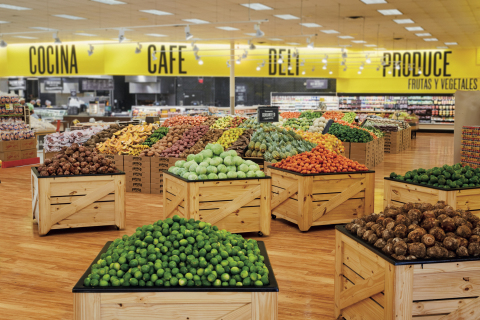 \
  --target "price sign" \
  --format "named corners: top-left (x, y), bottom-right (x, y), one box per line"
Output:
top-left (257, 106), bottom-right (279, 123)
